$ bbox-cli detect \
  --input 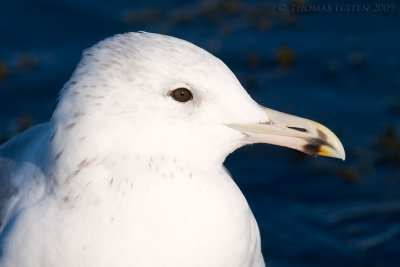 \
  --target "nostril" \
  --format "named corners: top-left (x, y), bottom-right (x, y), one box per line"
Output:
top-left (287, 126), bottom-right (308, 133)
